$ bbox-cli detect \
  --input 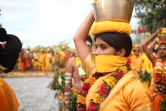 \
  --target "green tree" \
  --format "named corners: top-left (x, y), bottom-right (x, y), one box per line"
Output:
top-left (134, 0), bottom-right (166, 33)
